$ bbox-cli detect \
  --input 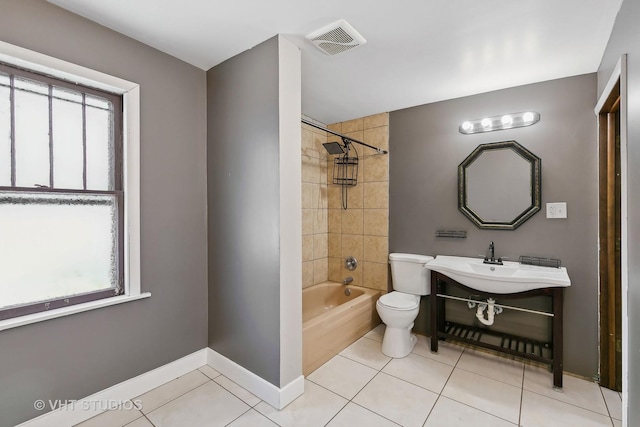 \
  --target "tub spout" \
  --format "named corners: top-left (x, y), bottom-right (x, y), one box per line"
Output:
top-left (343, 276), bottom-right (353, 285)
